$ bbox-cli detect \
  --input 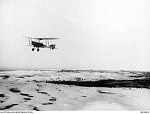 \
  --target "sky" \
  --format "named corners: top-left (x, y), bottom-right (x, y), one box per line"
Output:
top-left (0, 0), bottom-right (150, 71)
